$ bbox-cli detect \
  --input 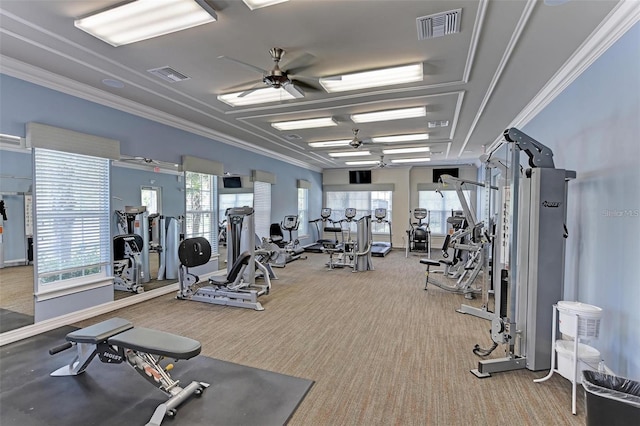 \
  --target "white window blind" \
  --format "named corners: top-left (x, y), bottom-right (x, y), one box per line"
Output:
top-left (185, 172), bottom-right (218, 253)
top-left (418, 190), bottom-right (471, 235)
top-left (297, 187), bottom-right (309, 236)
top-left (34, 148), bottom-right (110, 285)
top-left (325, 190), bottom-right (392, 233)
top-left (253, 180), bottom-right (271, 238)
